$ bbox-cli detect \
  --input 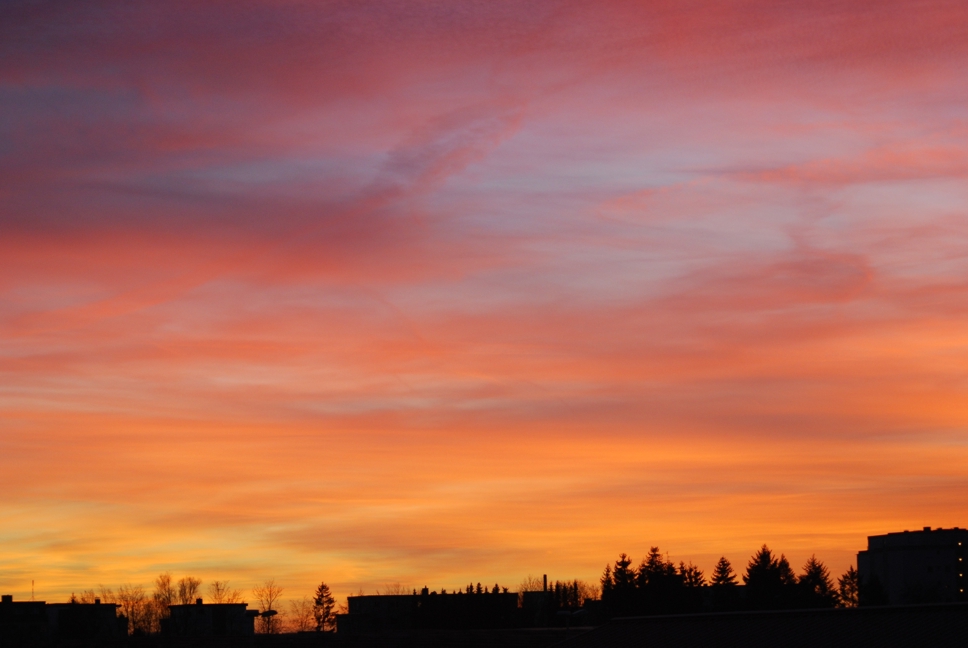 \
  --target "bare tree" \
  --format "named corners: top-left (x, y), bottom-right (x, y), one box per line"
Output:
top-left (78, 586), bottom-right (116, 604)
top-left (153, 573), bottom-right (175, 607)
top-left (117, 584), bottom-right (154, 635)
top-left (517, 574), bottom-right (544, 606)
top-left (208, 580), bottom-right (244, 604)
top-left (378, 583), bottom-right (408, 595)
top-left (286, 596), bottom-right (315, 632)
top-left (575, 580), bottom-right (600, 605)
top-left (77, 590), bottom-right (98, 604)
top-left (177, 577), bottom-right (203, 605)
top-left (151, 573), bottom-right (176, 631)
top-left (518, 574), bottom-right (544, 592)
top-left (253, 579), bottom-right (285, 634)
